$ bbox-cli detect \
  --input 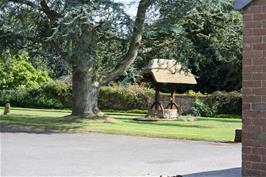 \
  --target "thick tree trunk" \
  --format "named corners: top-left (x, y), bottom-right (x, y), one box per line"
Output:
top-left (71, 27), bottom-right (102, 118)
top-left (72, 66), bottom-right (100, 117)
